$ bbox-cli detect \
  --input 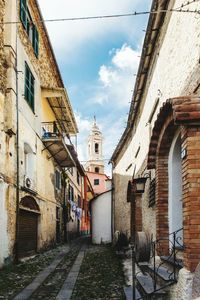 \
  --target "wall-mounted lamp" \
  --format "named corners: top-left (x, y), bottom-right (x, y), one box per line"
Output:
top-left (133, 172), bottom-right (151, 194)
